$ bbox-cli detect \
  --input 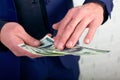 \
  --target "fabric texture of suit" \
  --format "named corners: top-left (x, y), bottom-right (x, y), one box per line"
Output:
top-left (0, 0), bottom-right (113, 80)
